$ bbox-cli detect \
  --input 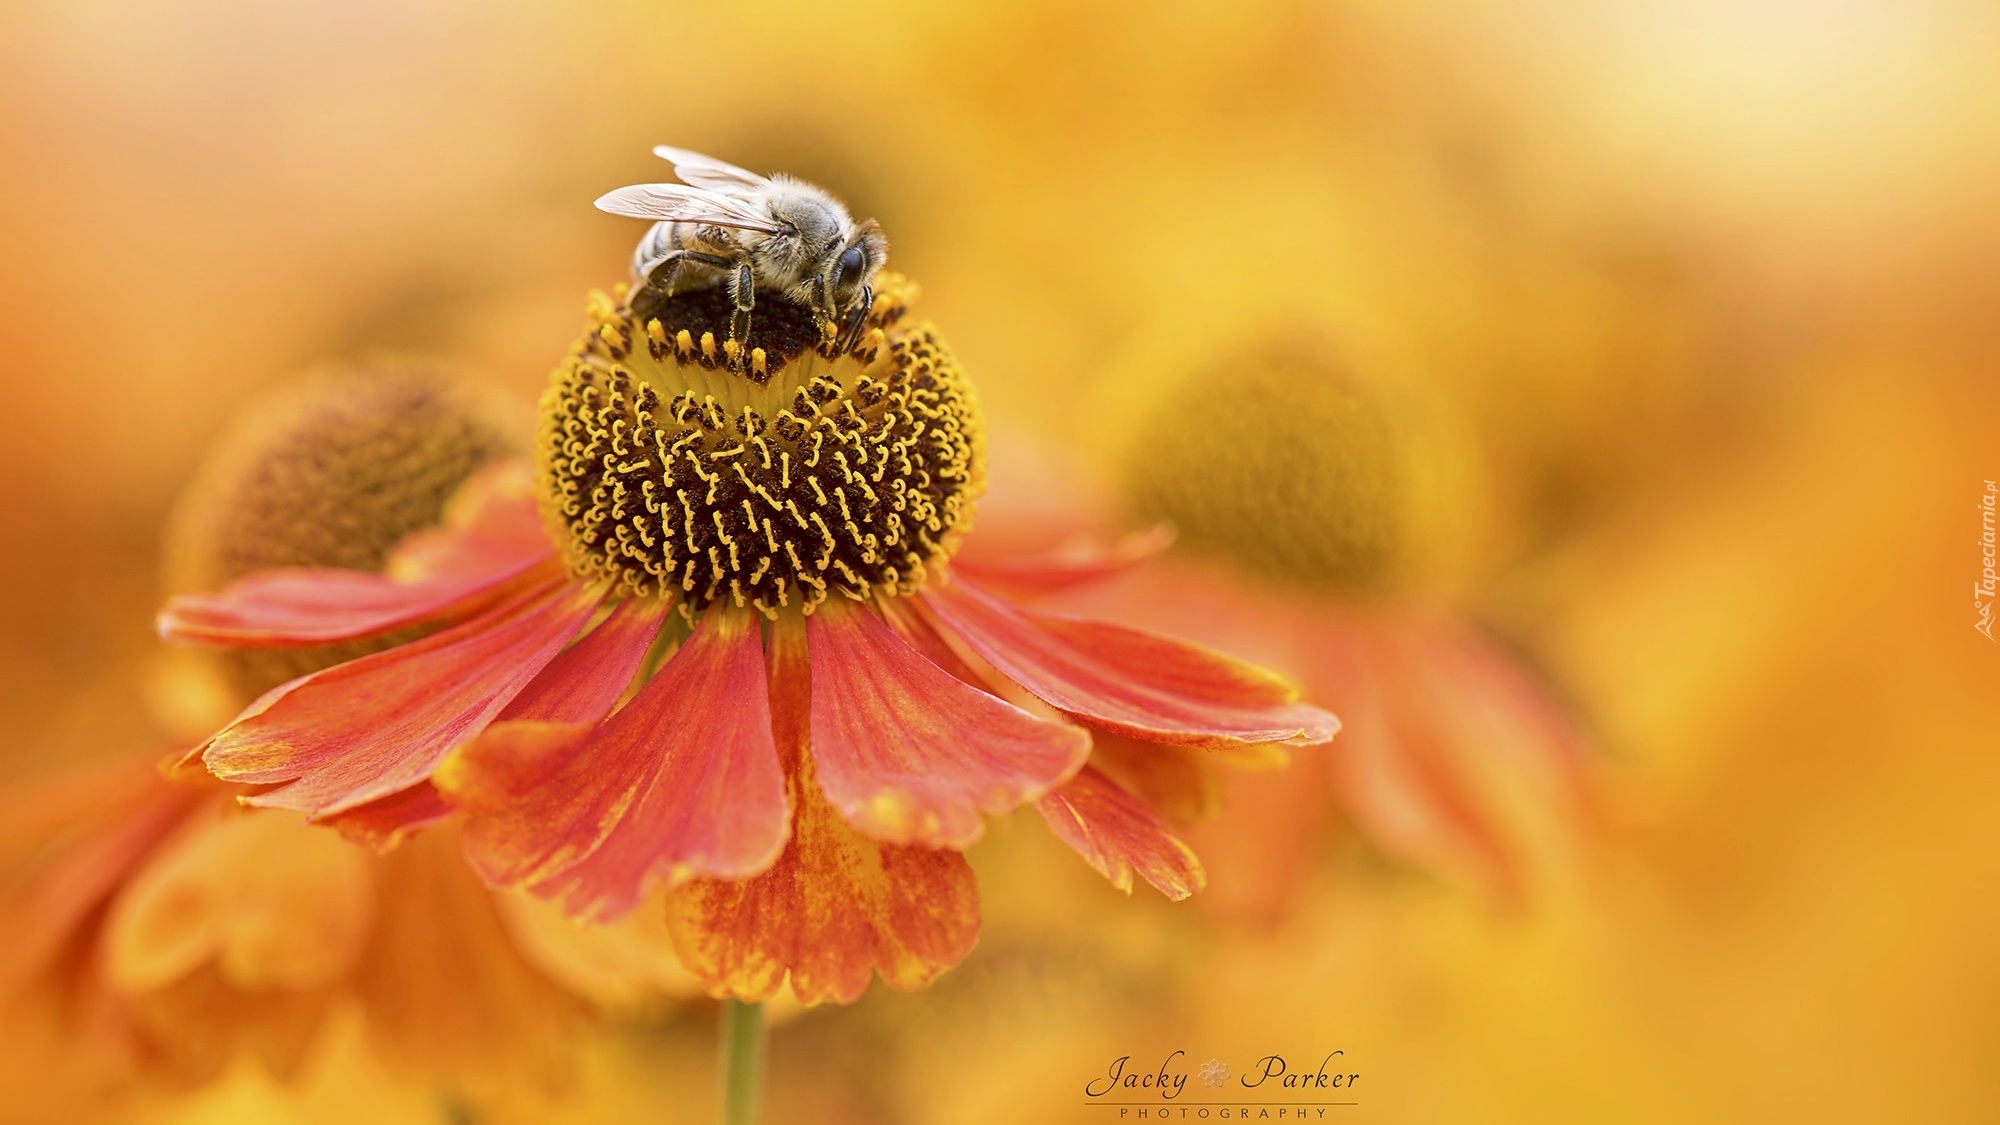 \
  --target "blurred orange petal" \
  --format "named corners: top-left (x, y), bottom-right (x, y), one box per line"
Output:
top-left (102, 807), bottom-right (373, 994)
top-left (1085, 730), bottom-right (1226, 828)
top-left (492, 888), bottom-right (702, 1011)
top-left (0, 755), bottom-right (206, 992)
top-left (1060, 559), bottom-right (1593, 903)
top-left (352, 825), bottom-right (581, 1083)
top-left (922, 578), bottom-right (1339, 748)
top-left (951, 522), bottom-right (1175, 597)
